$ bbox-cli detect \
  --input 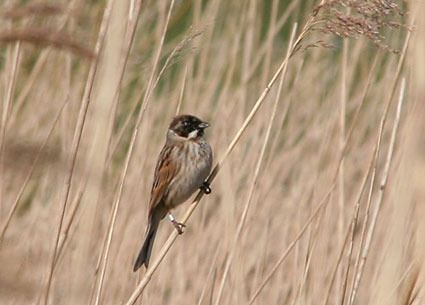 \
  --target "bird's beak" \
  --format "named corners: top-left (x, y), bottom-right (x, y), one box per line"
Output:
top-left (198, 121), bottom-right (210, 129)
